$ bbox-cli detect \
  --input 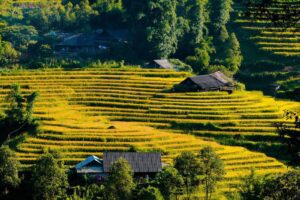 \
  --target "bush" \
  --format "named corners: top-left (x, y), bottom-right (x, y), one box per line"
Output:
top-left (262, 170), bottom-right (300, 199)
top-left (236, 170), bottom-right (300, 200)
top-left (202, 65), bottom-right (233, 76)
top-left (171, 121), bottom-right (220, 131)
top-left (136, 186), bottom-right (164, 200)
top-left (235, 82), bottom-right (245, 91)
top-left (185, 48), bottom-right (210, 72)
top-left (169, 59), bottom-right (193, 72)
